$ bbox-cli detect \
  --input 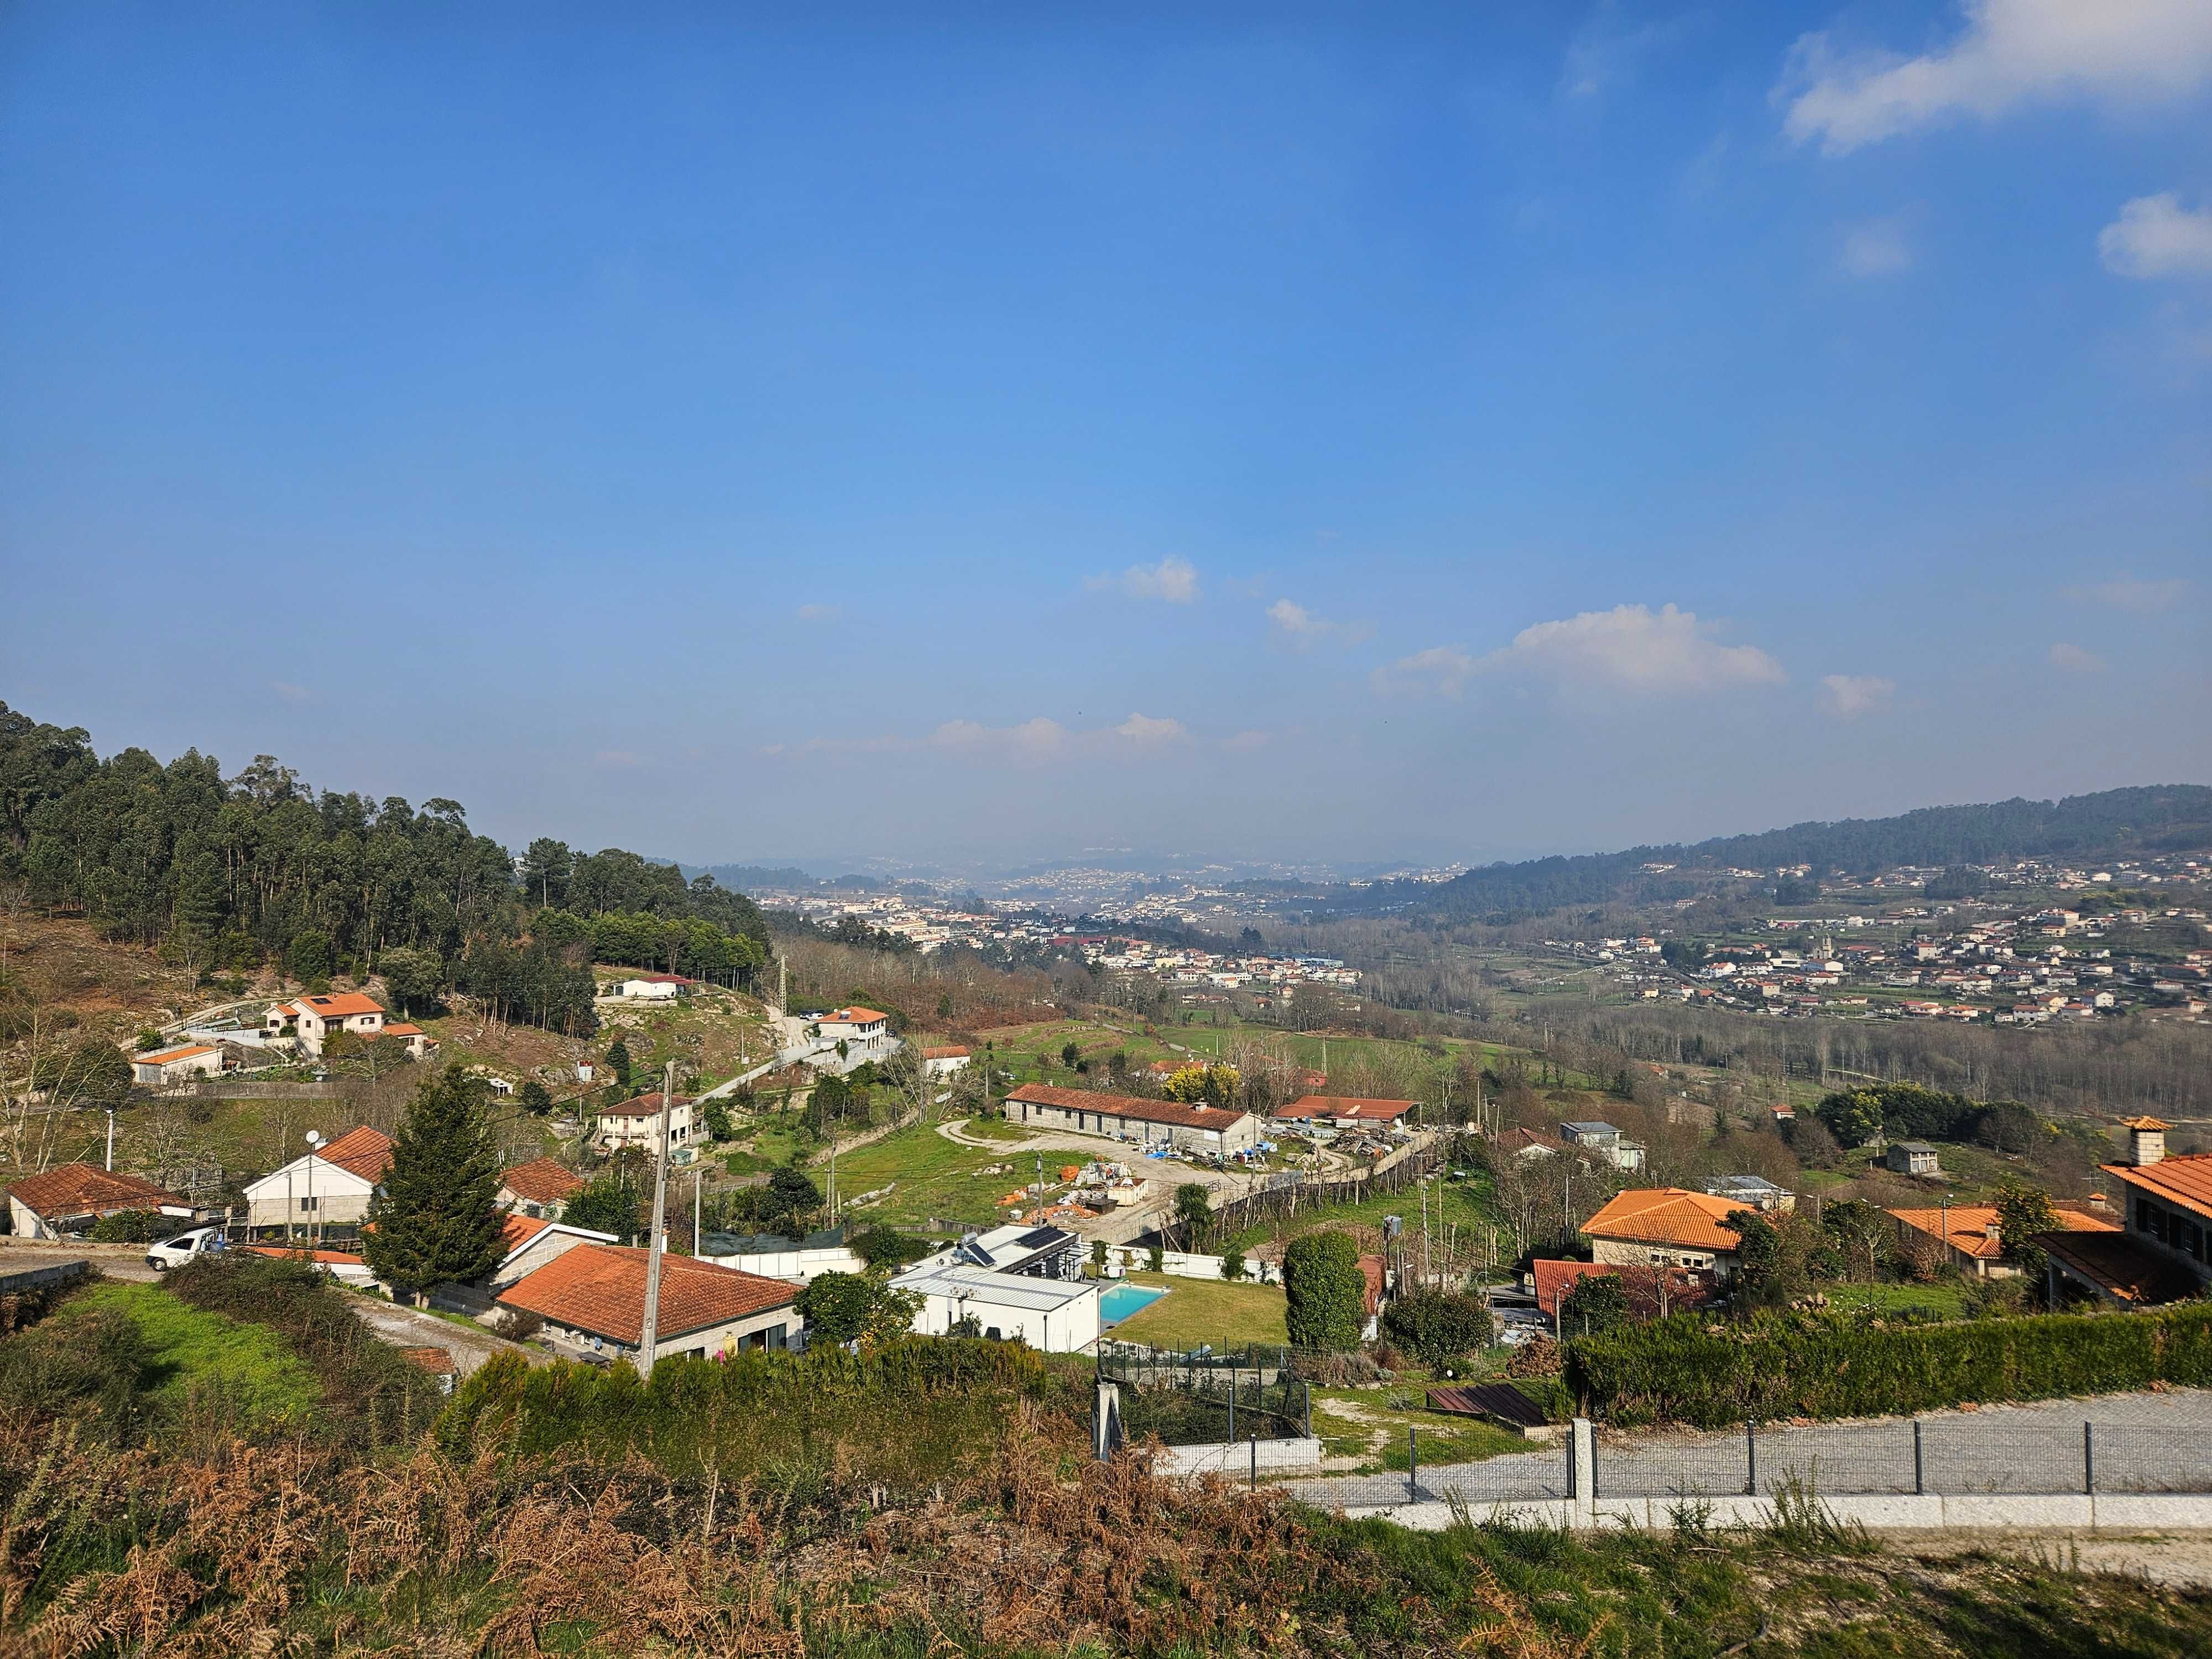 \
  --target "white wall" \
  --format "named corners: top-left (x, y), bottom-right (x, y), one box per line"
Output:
top-left (241, 1159), bottom-right (377, 1228)
top-left (908, 1285), bottom-right (1101, 1352)
top-left (703, 1244), bottom-right (864, 1283)
top-left (1107, 1248), bottom-right (1281, 1285)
